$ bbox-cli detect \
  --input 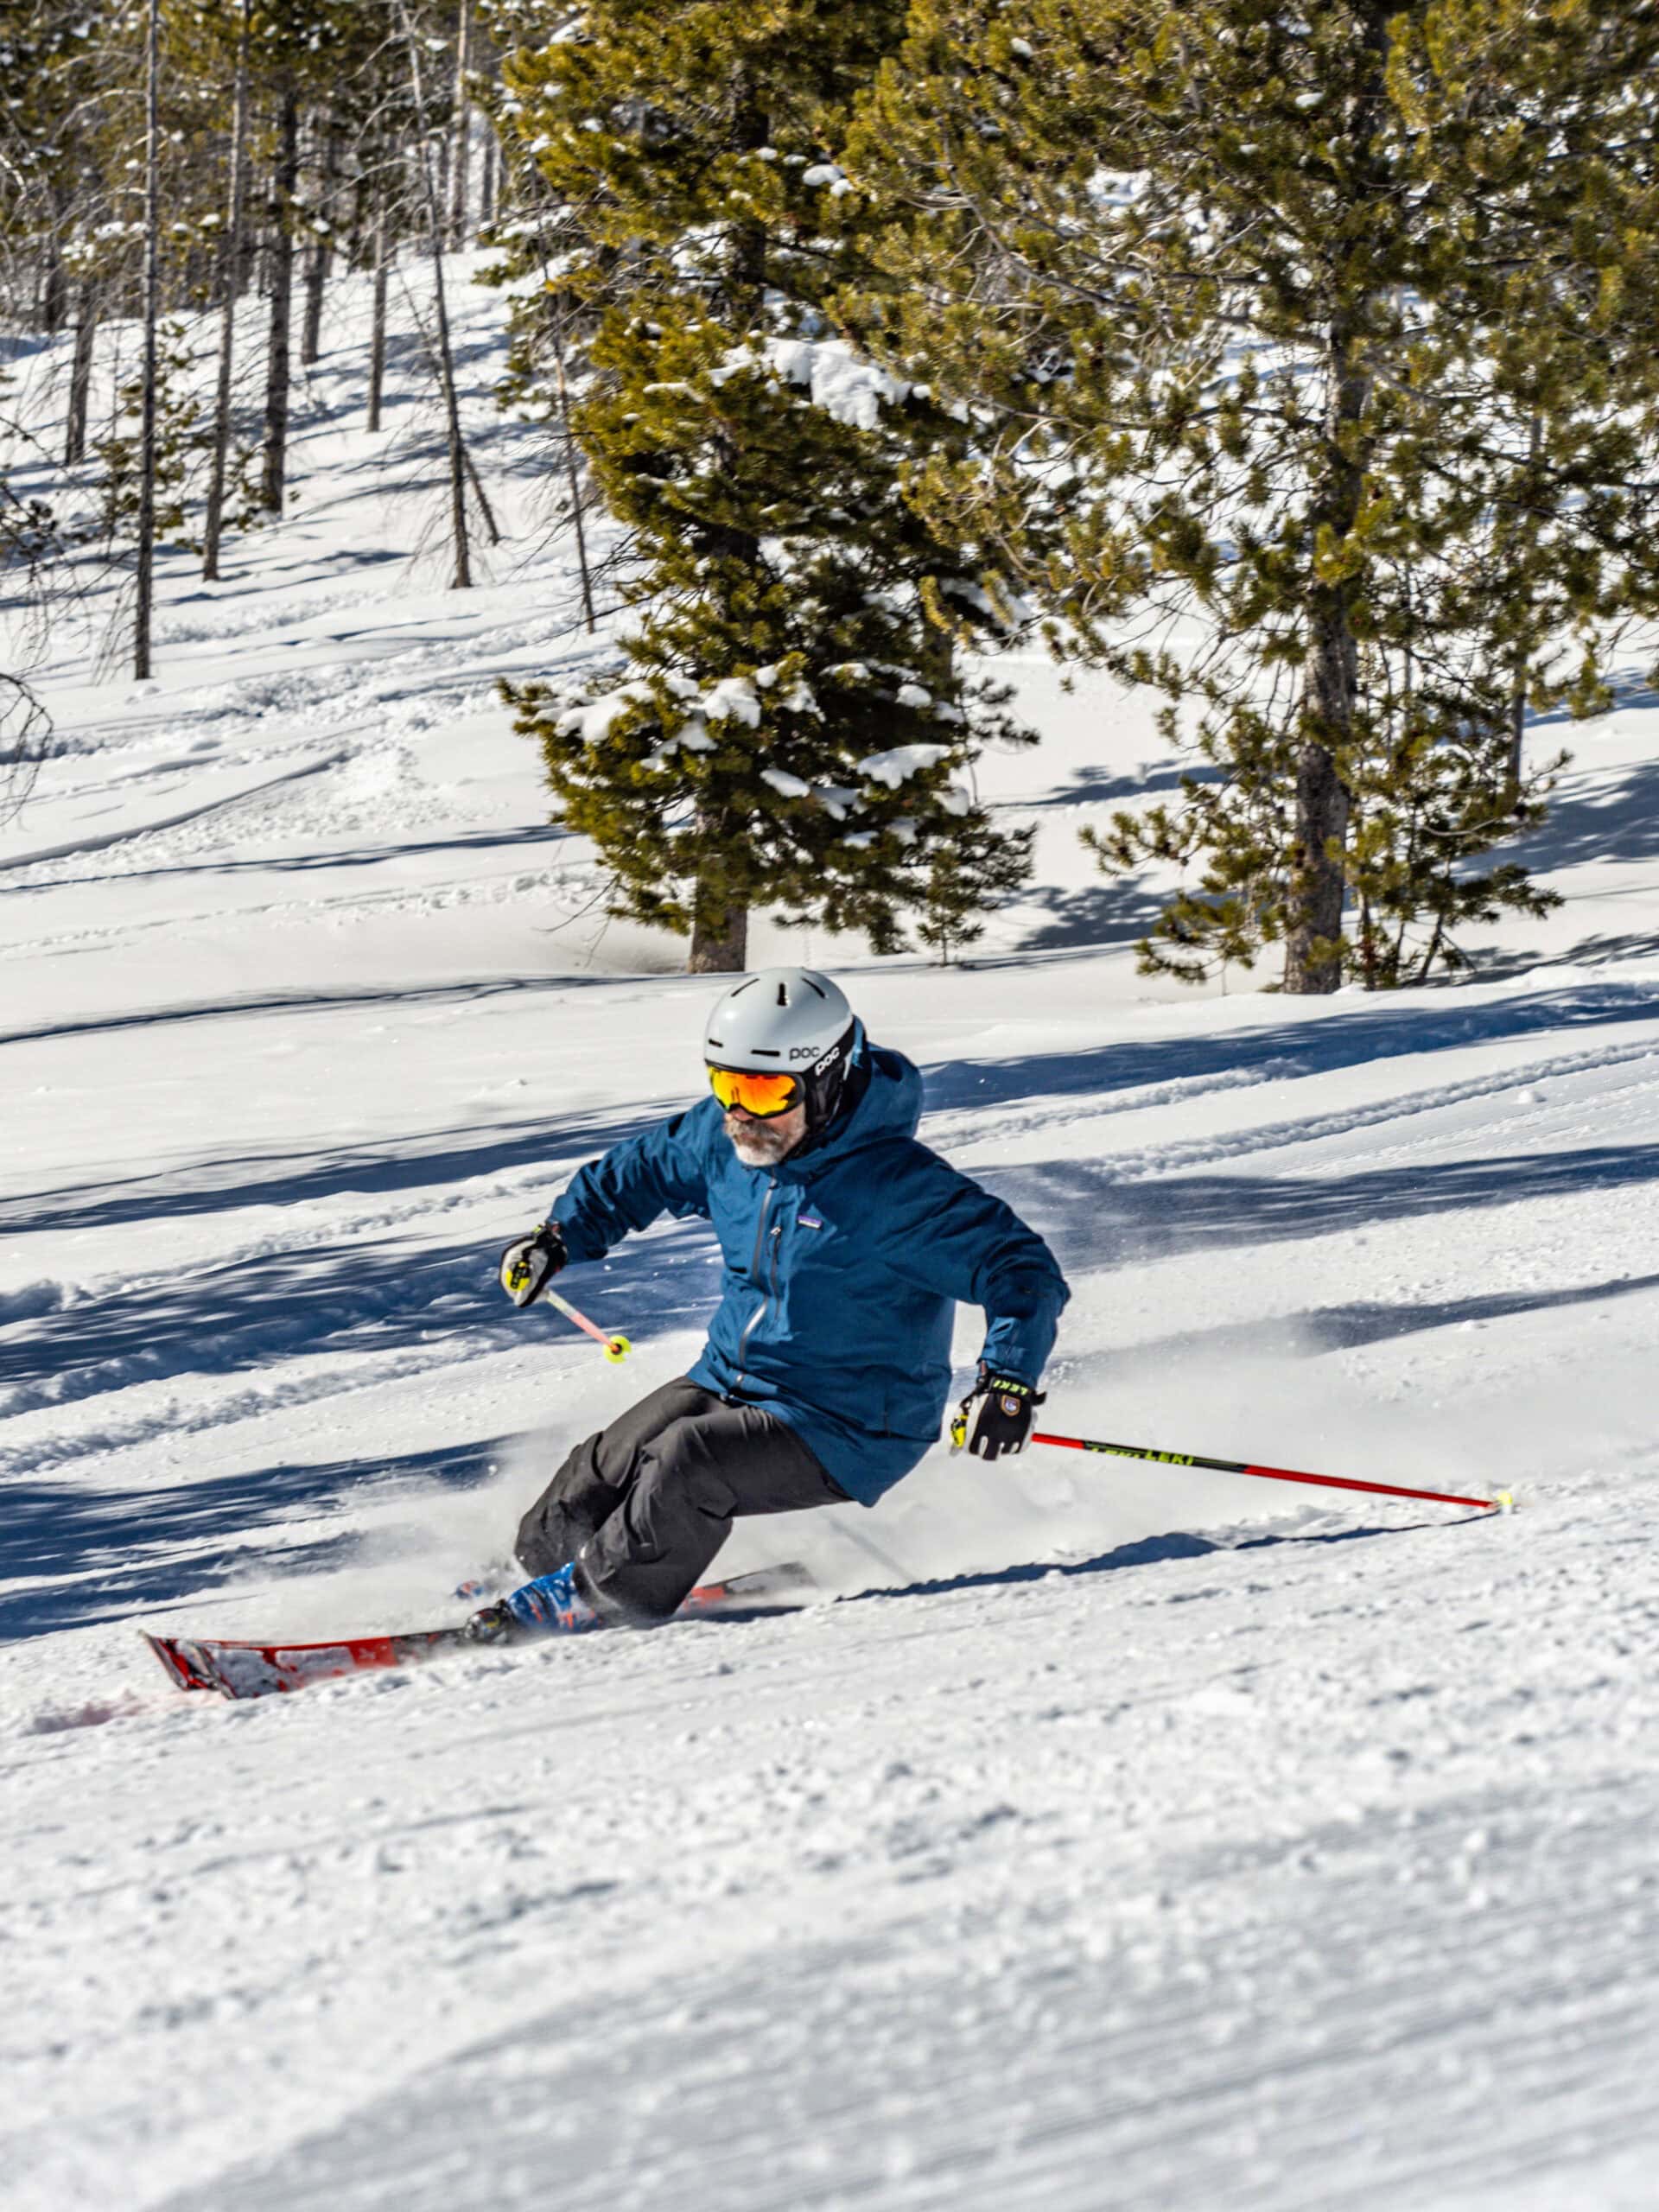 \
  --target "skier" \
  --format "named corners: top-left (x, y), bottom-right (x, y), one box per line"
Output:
top-left (468, 966), bottom-right (1069, 1640)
